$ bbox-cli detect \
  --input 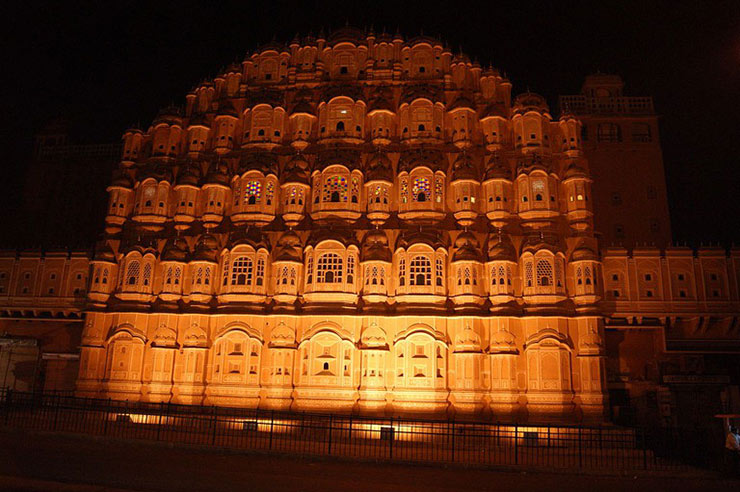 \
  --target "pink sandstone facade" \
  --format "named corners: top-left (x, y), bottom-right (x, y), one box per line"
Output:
top-left (2, 28), bottom-right (738, 424)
